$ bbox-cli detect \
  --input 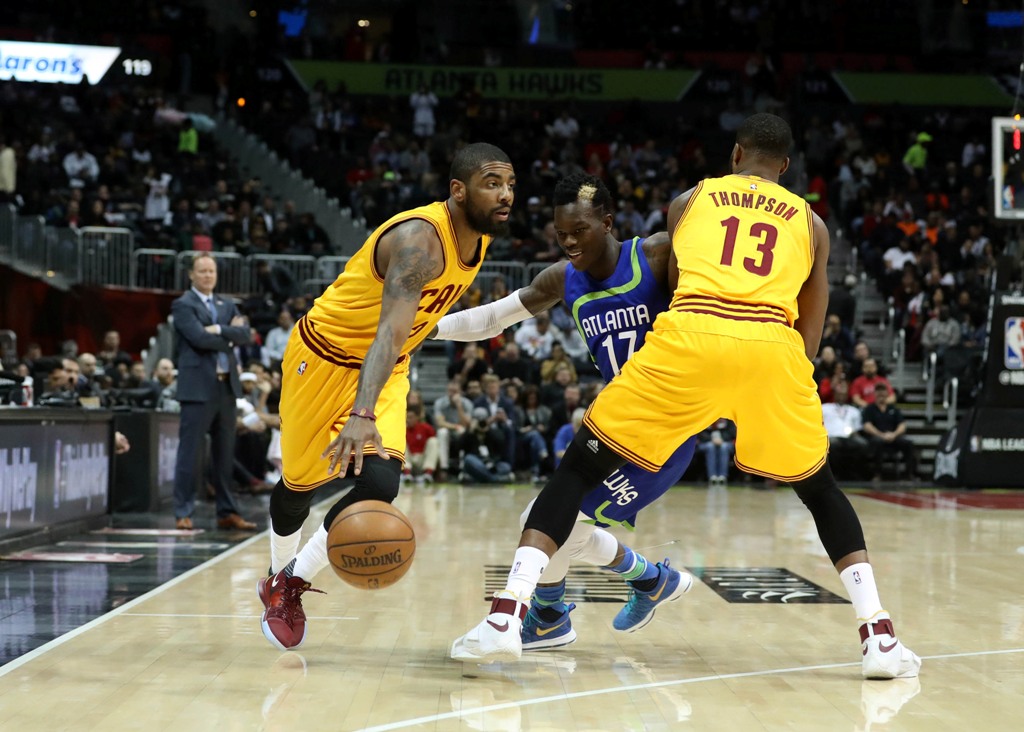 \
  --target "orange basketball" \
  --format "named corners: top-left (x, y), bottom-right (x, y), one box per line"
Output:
top-left (327, 500), bottom-right (416, 590)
